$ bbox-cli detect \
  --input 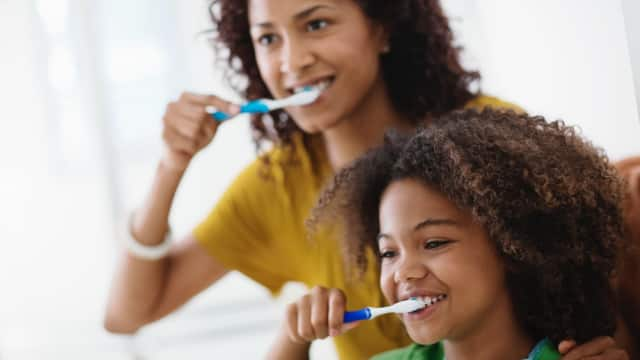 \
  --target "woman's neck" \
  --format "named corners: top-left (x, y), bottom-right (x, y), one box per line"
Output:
top-left (442, 293), bottom-right (535, 360)
top-left (321, 76), bottom-right (413, 170)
